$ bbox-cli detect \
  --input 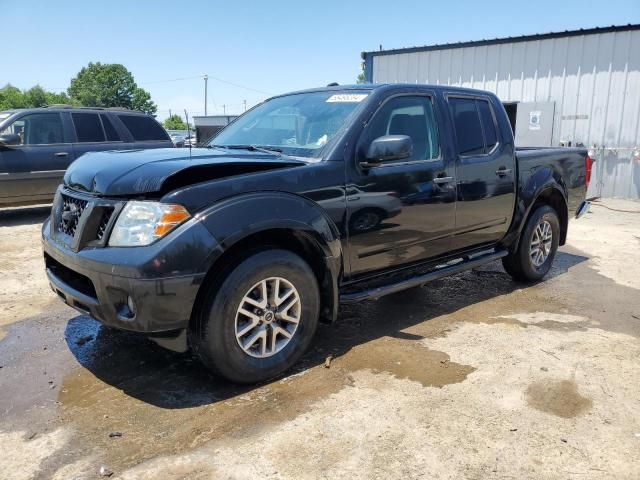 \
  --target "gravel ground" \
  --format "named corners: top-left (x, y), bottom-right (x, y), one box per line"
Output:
top-left (0, 199), bottom-right (639, 480)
